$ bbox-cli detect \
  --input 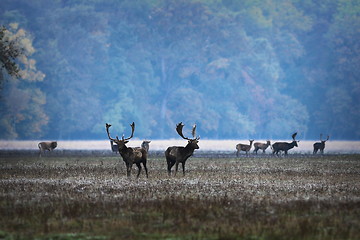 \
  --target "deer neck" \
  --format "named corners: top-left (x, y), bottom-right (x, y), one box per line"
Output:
top-left (183, 144), bottom-right (196, 157)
